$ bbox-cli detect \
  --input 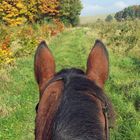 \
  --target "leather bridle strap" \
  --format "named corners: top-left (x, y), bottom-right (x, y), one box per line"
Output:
top-left (88, 92), bottom-right (110, 140)
top-left (103, 104), bottom-right (109, 140)
top-left (36, 75), bottom-right (64, 112)
top-left (44, 76), bottom-right (64, 89)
